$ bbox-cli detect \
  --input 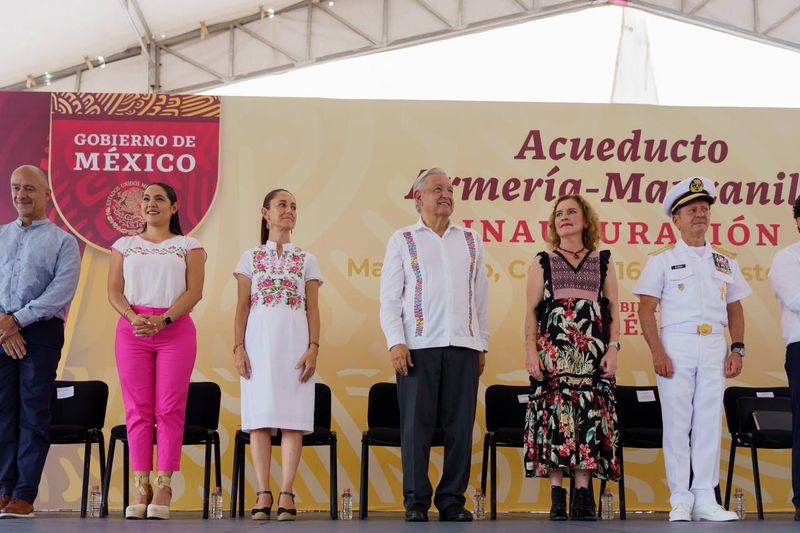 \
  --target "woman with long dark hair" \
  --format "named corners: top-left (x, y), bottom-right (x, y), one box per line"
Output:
top-left (107, 182), bottom-right (206, 519)
top-left (233, 189), bottom-right (322, 521)
top-left (523, 194), bottom-right (621, 521)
